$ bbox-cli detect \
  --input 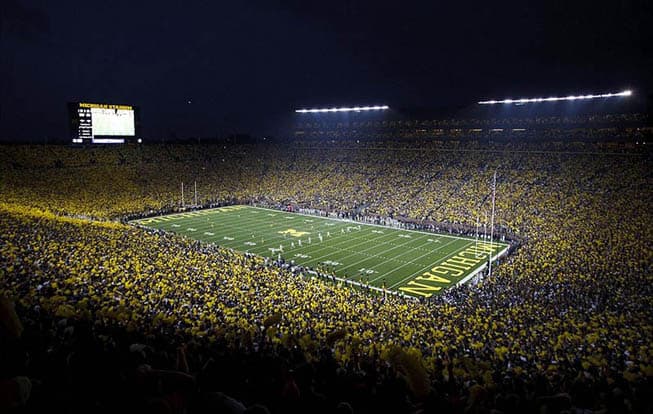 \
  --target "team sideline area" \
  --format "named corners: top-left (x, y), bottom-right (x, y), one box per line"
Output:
top-left (133, 205), bottom-right (508, 297)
